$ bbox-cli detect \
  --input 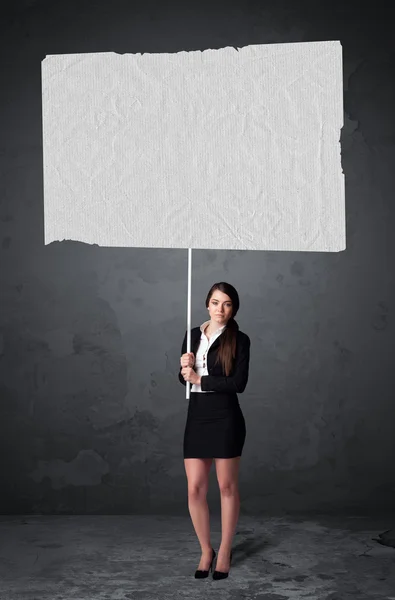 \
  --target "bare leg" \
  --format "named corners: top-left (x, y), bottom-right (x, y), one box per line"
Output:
top-left (215, 456), bottom-right (241, 572)
top-left (184, 458), bottom-right (214, 570)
